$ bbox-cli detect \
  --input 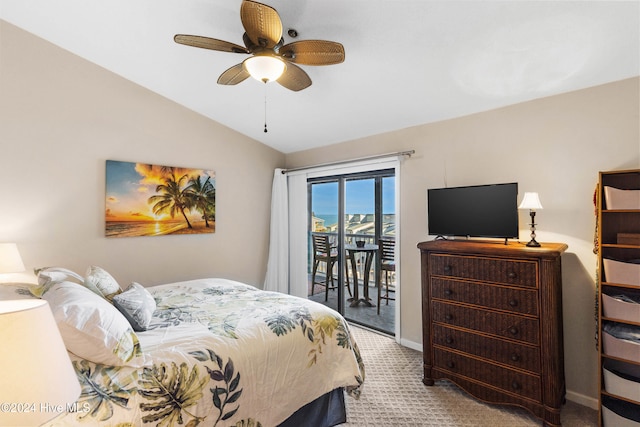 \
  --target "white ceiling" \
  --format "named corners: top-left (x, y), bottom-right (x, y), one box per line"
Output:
top-left (1, 1), bottom-right (638, 153)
